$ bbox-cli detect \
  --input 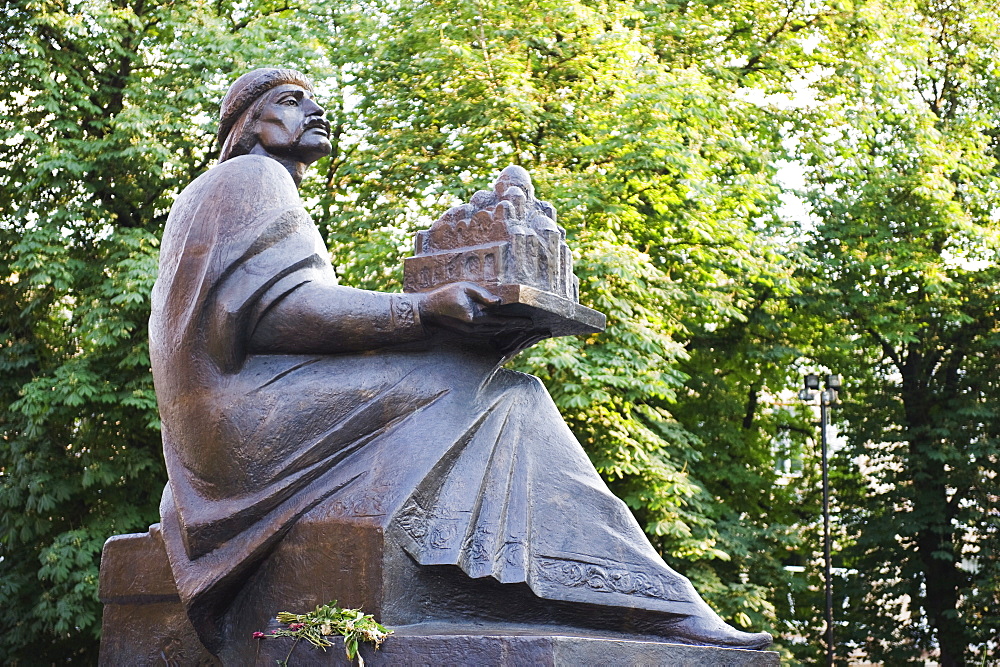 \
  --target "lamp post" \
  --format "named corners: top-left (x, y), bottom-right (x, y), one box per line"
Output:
top-left (798, 373), bottom-right (840, 667)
